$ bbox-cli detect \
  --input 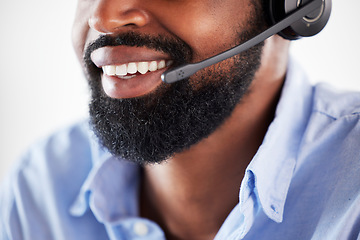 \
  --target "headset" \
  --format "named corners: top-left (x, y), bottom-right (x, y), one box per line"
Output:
top-left (161, 0), bottom-right (332, 83)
